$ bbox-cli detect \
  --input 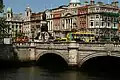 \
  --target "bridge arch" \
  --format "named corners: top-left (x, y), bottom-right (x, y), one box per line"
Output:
top-left (36, 50), bottom-right (69, 64)
top-left (78, 52), bottom-right (120, 68)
